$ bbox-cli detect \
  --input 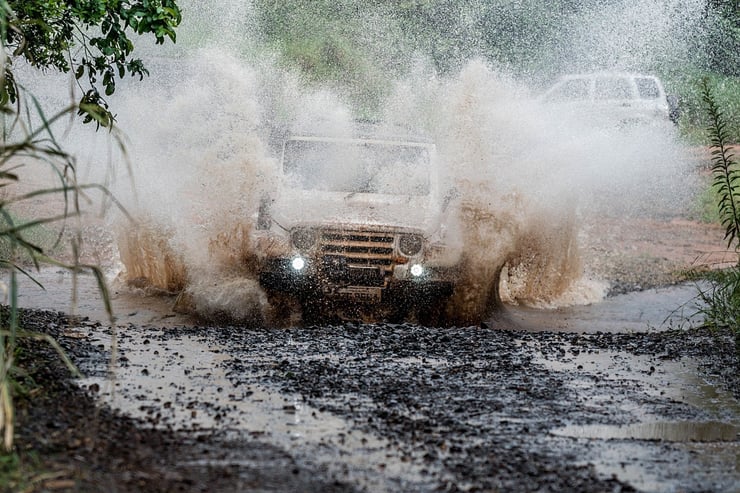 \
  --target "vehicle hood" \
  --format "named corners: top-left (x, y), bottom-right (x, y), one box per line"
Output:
top-left (270, 189), bottom-right (442, 234)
